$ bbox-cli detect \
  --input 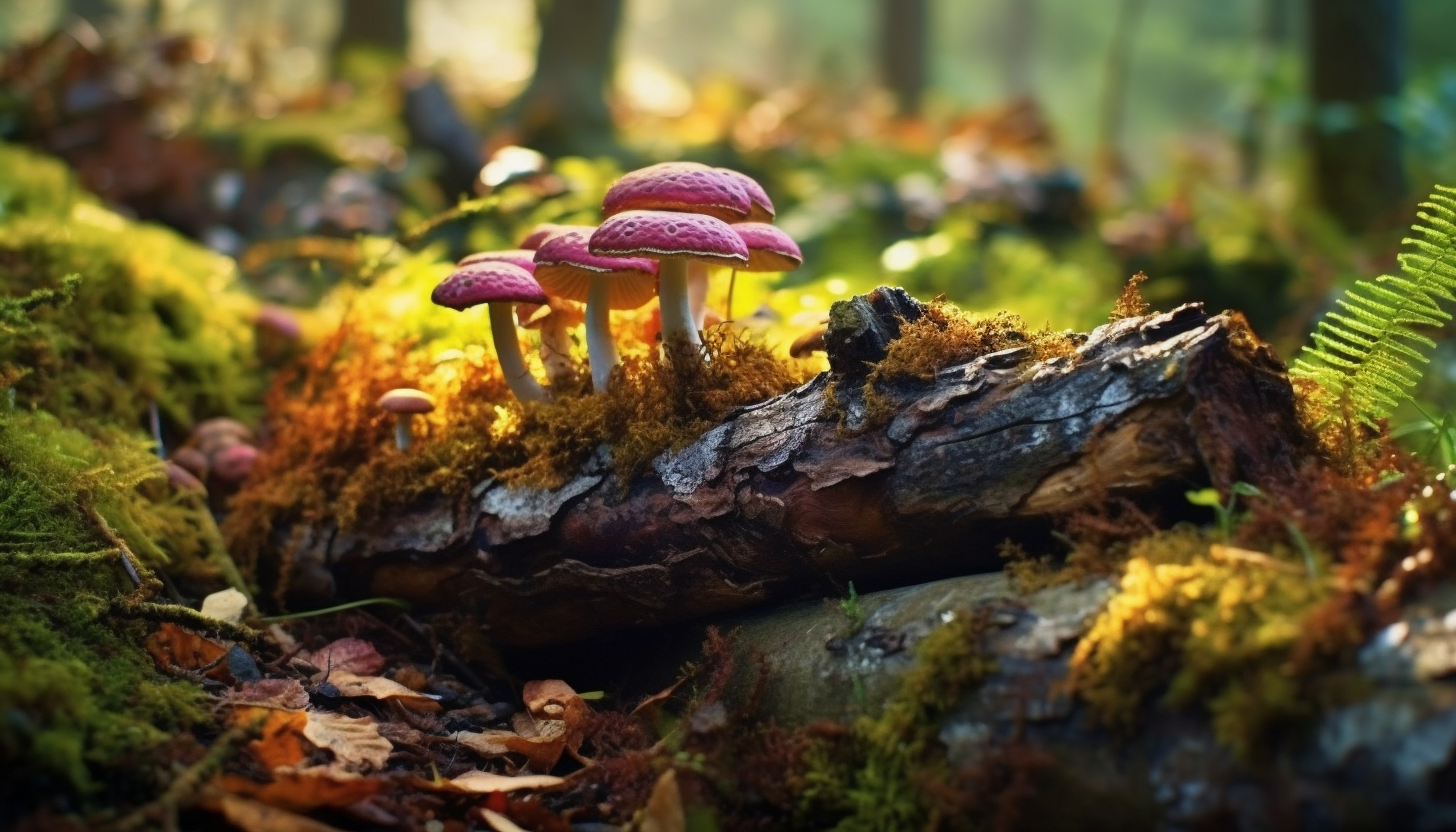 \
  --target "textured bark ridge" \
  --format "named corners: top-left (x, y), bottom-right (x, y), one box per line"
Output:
top-left (299, 288), bottom-right (1304, 646)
